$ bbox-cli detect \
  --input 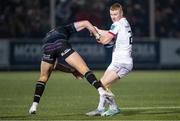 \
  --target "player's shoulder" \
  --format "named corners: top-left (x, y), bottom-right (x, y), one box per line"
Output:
top-left (110, 21), bottom-right (120, 31)
top-left (111, 18), bottom-right (127, 27)
top-left (119, 17), bottom-right (128, 24)
top-left (112, 21), bottom-right (120, 26)
top-left (120, 18), bottom-right (130, 25)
